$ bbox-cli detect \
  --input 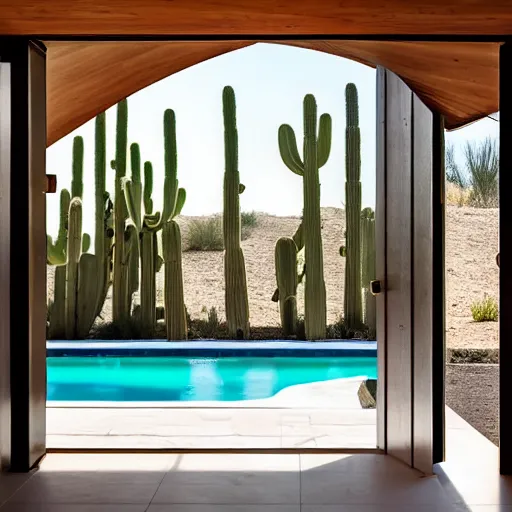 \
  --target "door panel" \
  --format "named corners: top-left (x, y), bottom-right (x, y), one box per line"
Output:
top-left (412, 95), bottom-right (434, 473)
top-left (376, 67), bottom-right (445, 474)
top-left (385, 72), bottom-right (413, 466)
